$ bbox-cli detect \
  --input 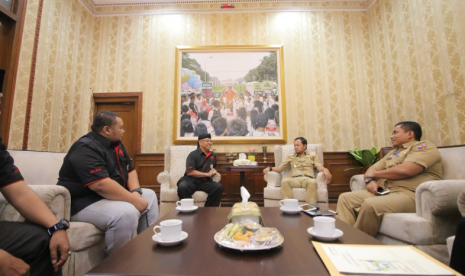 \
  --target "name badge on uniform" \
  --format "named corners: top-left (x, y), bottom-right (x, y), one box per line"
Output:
top-left (387, 156), bottom-right (392, 160)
